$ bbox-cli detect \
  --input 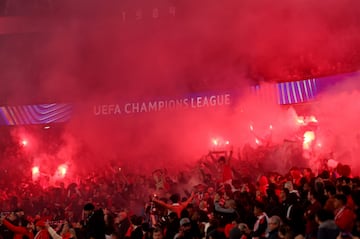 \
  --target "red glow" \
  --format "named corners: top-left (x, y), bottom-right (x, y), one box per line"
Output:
top-left (32, 166), bottom-right (40, 181)
top-left (57, 164), bottom-right (67, 178)
top-left (303, 131), bottom-right (315, 150)
top-left (212, 139), bottom-right (218, 146)
top-left (249, 125), bottom-right (254, 131)
top-left (211, 138), bottom-right (230, 148)
top-left (297, 116), bottom-right (318, 126)
top-left (296, 117), bottom-right (305, 125)
top-left (21, 139), bottom-right (28, 146)
top-left (32, 166), bottom-right (39, 174)
top-left (308, 116), bottom-right (318, 123)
